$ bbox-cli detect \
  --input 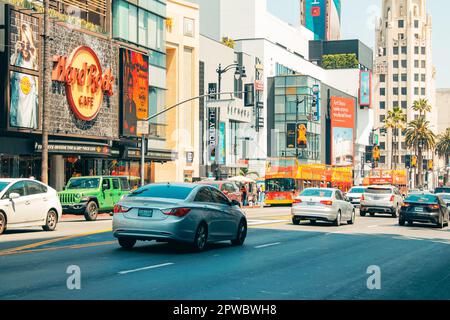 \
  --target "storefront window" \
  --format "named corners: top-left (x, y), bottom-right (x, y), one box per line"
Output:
top-left (149, 87), bottom-right (167, 140)
top-left (0, 155), bottom-right (41, 179)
